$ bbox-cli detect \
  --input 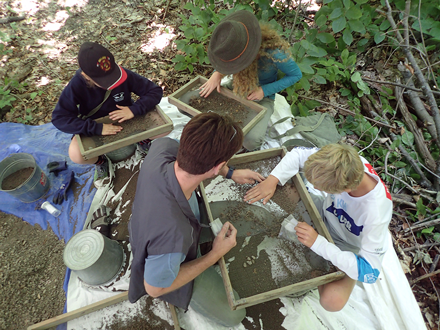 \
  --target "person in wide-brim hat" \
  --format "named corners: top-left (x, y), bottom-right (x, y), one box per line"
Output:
top-left (207, 10), bottom-right (262, 75)
top-left (200, 10), bottom-right (303, 151)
